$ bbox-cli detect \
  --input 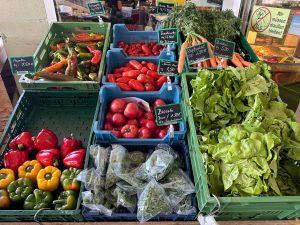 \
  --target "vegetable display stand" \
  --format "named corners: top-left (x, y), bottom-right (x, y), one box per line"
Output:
top-left (110, 24), bottom-right (176, 57)
top-left (181, 72), bottom-right (300, 220)
top-left (179, 31), bottom-right (259, 72)
top-left (102, 49), bottom-right (179, 86)
top-left (93, 84), bottom-right (186, 143)
top-left (0, 90), bottom-right (99, 221)
top-left (18, 22), bottom-right (111, 90)
top-left (82, 140), bottom-right (197, 221)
